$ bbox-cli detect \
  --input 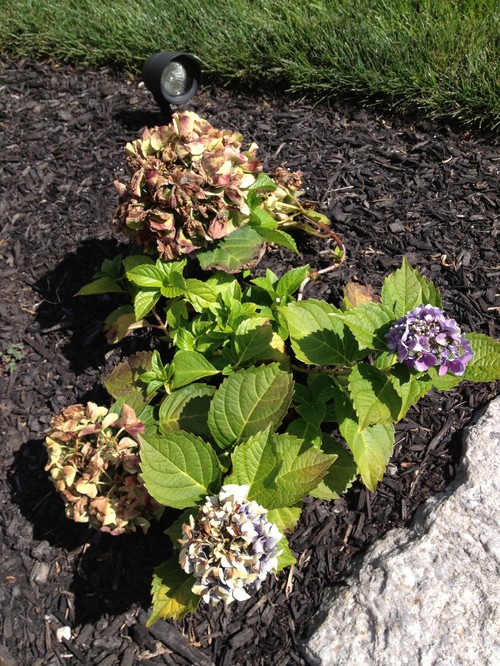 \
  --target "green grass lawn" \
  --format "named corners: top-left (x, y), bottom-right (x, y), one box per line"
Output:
top-left (0, 0), bottom-right (498, 130)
